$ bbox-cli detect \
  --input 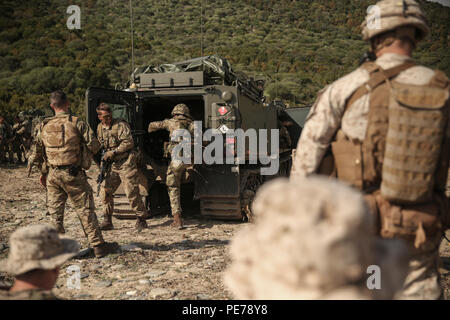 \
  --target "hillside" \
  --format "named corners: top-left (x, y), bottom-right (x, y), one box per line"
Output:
top-left (0, 0), bottom-right (448, 118)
